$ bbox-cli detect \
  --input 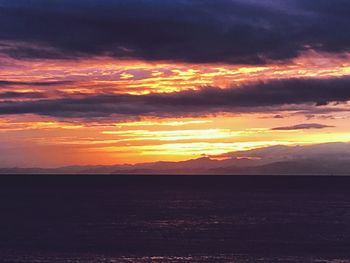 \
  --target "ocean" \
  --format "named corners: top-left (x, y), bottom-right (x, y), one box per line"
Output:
top-left (1, 175), bottom-right (350, 262)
